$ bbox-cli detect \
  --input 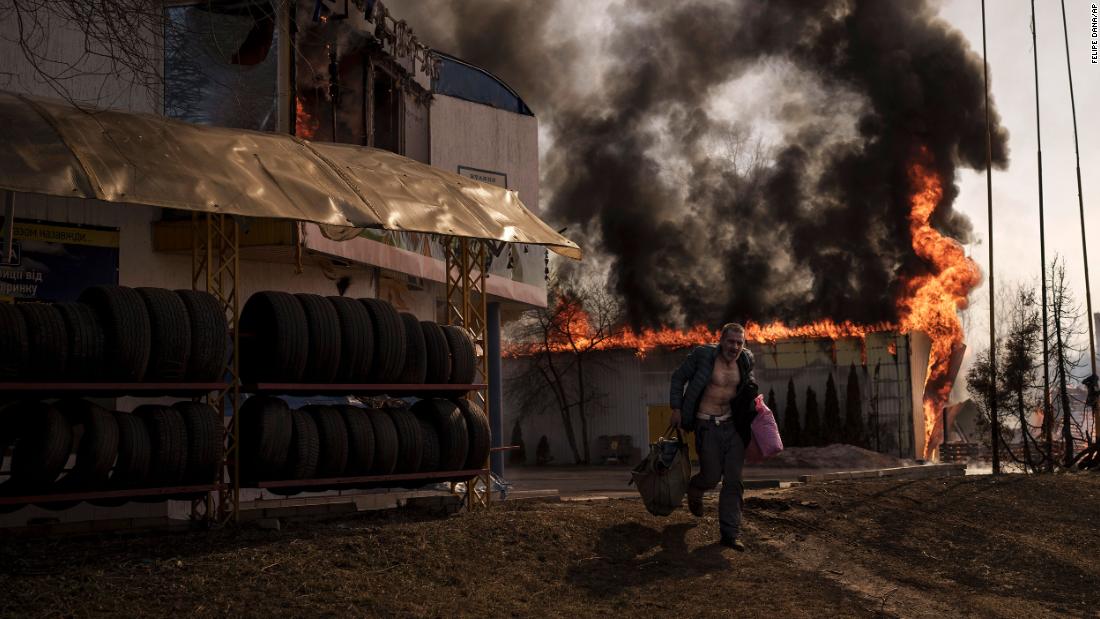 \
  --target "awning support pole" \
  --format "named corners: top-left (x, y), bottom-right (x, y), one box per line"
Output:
top-left (192, 212), bottom-right (241, 523)
top-left (488, 302), bottom-right (504, 477)
top-left (445, 236), bottom-right (491, 509)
